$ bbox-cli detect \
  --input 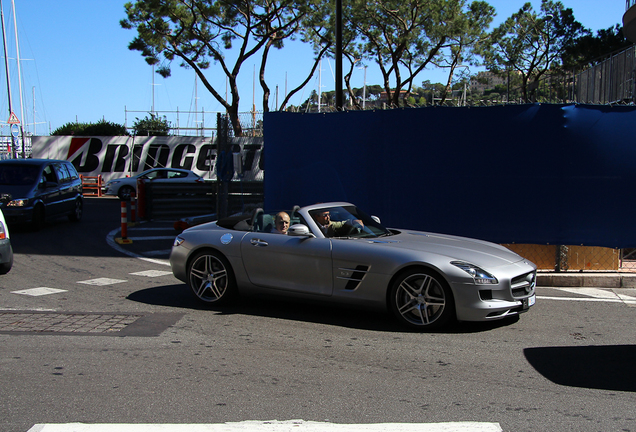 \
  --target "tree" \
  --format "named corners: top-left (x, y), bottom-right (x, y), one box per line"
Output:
top-left (121, 0), bottom-right (319, 136)
top-left (479, 0), bottom-right (588, 102)
top-left (52, 120), bottom-right (129, 136)
top-left (132, 113), bottom-right (171, 136)
top-left (561, 24), bottom-right (633, 70)
top-left (339, 0), bottom-right (494, 108)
